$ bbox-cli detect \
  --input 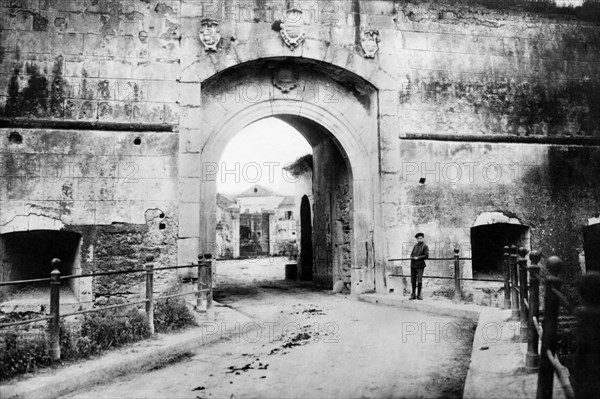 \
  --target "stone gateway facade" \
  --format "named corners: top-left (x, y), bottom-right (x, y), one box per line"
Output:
top-left (1, 0), bottom-right (600, 302)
